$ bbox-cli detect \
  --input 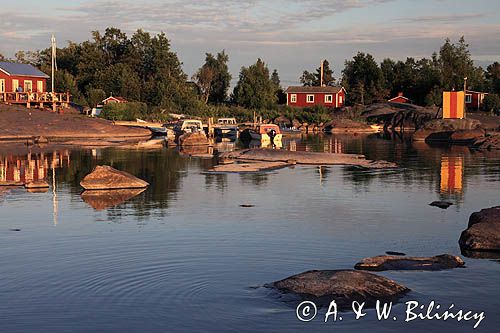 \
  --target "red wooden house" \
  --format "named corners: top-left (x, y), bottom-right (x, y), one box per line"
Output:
top-left (102, 95), bottom-right (128, 105)
top-left (388, 92), bottom-right (412, 104)
top-left (285, 86), bottom-right (346, 108)
top-left (465, 90), bottom-right (487, 111)
top-left (0, 61), bottom-right (48, 94)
